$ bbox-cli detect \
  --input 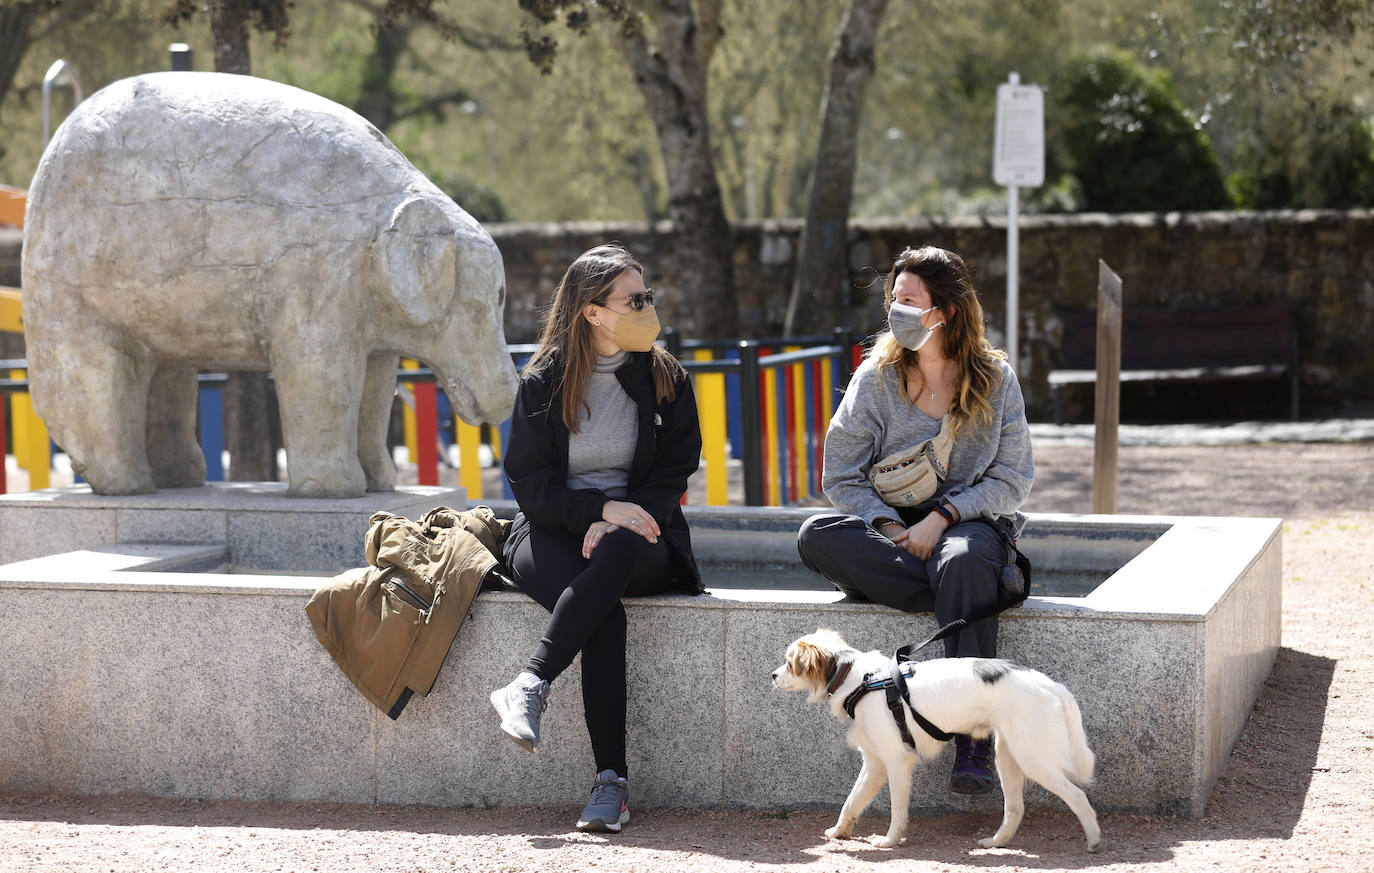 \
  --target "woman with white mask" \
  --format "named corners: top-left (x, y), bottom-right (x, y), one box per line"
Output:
top-left (797, 245), bottom-right (1034, 796)
top-left (493, 243), bottom-right (702, 833)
